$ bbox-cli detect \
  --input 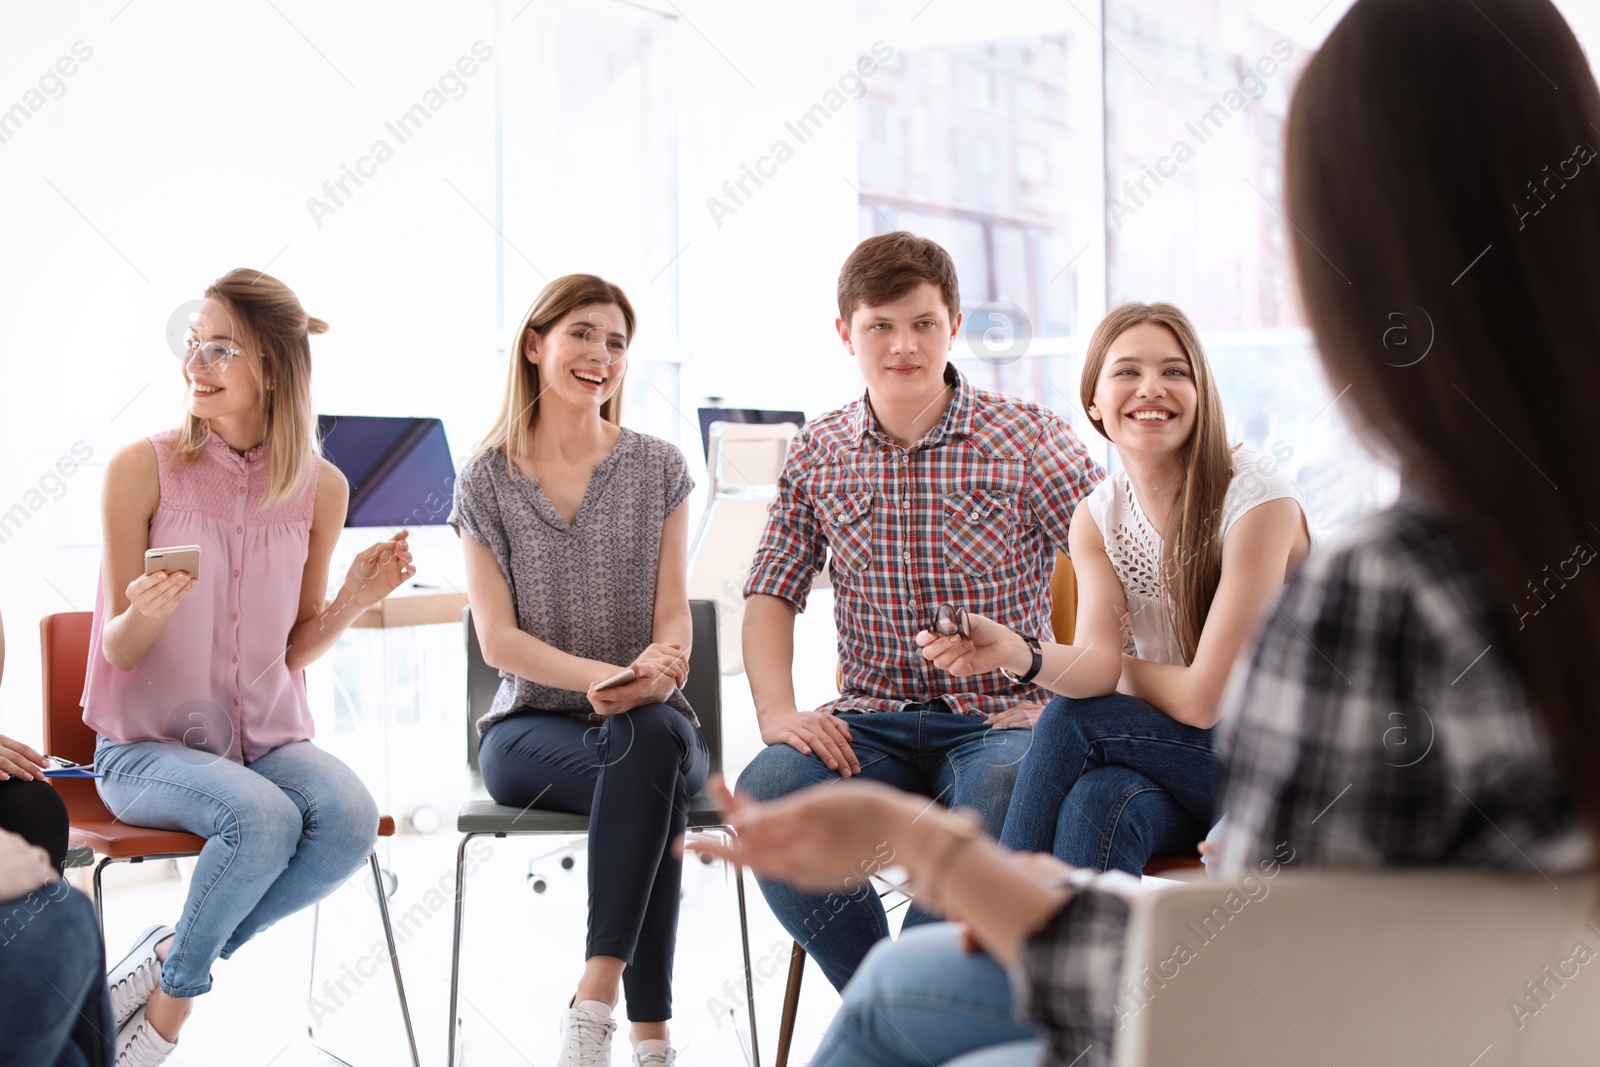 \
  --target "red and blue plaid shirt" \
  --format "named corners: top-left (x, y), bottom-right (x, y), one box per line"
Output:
top-left (744, 366), bottom-right (1105, 716)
